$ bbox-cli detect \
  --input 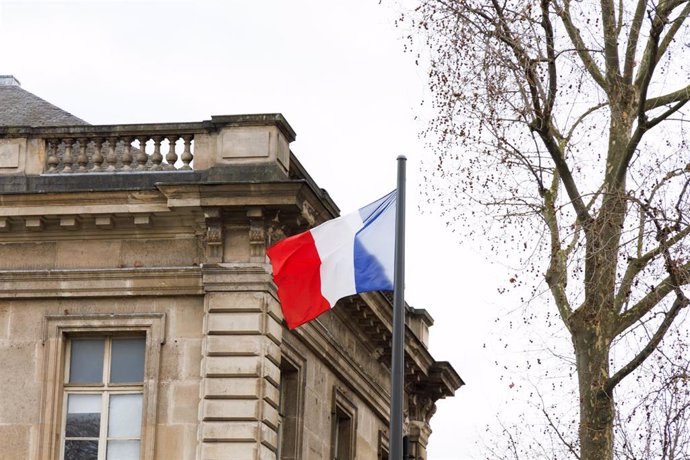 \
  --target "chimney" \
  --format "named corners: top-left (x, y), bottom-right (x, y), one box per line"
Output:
top-left (0, 76), bottom-right (21, 86)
